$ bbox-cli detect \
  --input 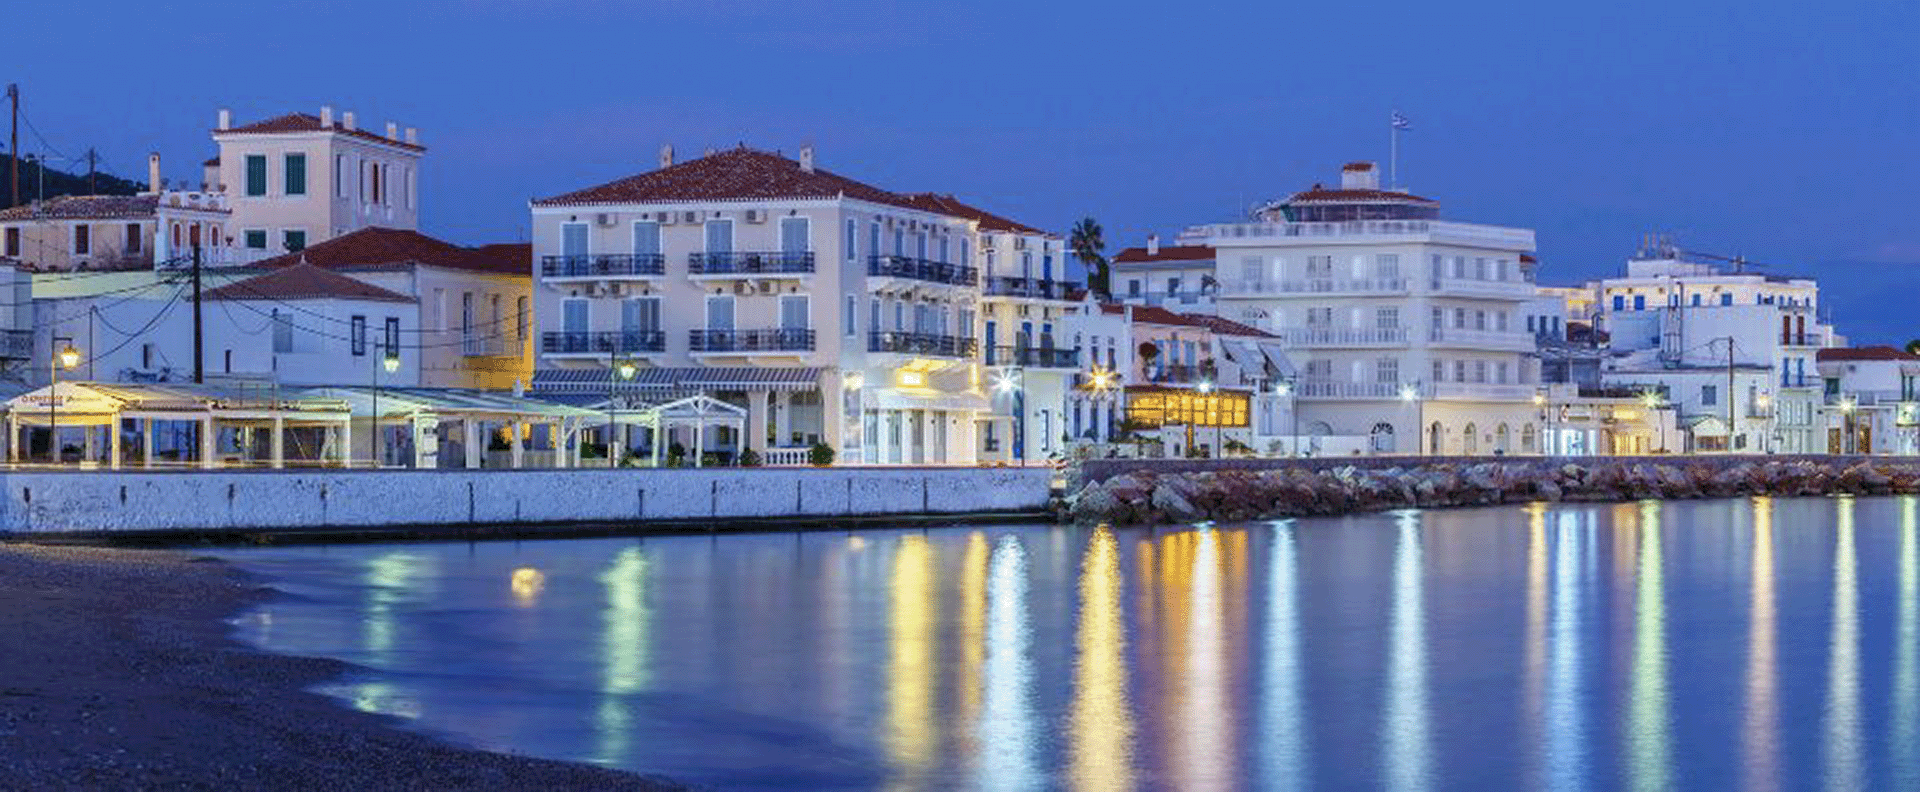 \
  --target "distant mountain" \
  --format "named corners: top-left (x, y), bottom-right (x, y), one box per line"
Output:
top-left (0, 153), bottom-right (142, 208)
